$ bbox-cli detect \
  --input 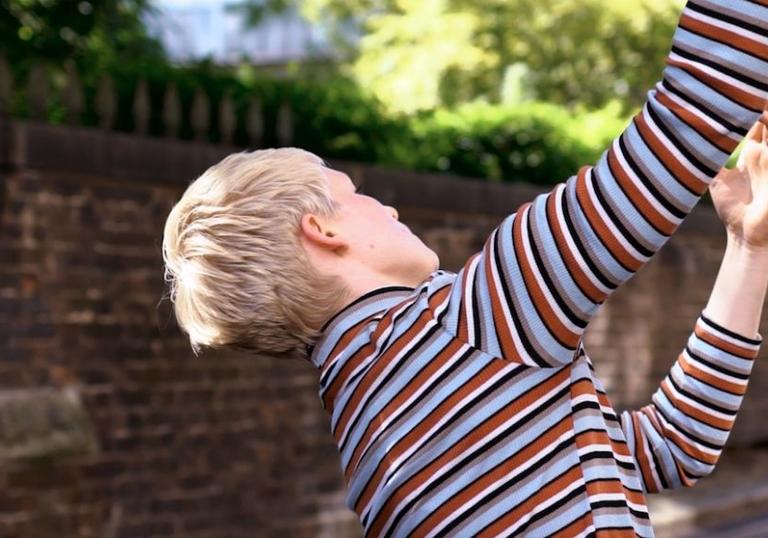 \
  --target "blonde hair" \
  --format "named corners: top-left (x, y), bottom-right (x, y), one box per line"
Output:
top-left (162, 148), bottom-right (350, 358)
